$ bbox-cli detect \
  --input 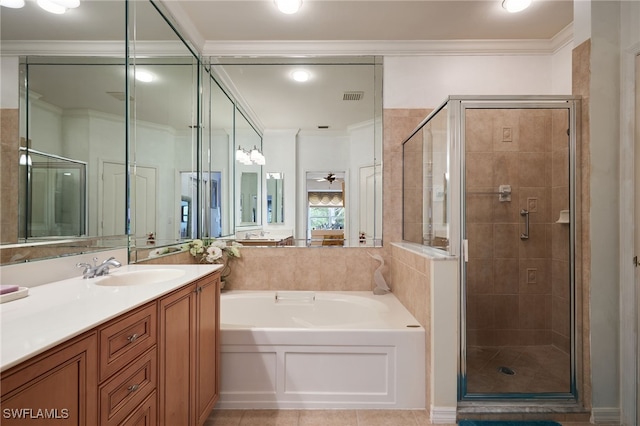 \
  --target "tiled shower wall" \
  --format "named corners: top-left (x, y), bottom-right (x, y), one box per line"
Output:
top-left (1, 109), bottom-right (19, 244)
top-left (465, 108), bottom-right (571, 350)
